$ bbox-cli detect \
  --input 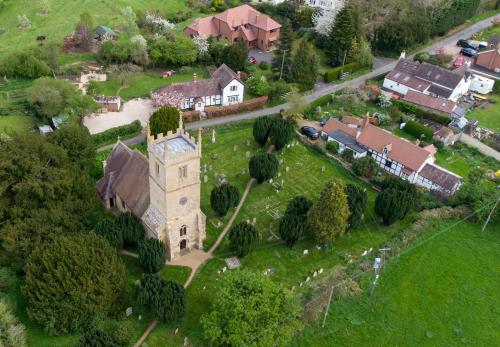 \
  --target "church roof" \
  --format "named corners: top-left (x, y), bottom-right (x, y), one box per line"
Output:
top-left (96, 142), bottom-right (150, 217)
